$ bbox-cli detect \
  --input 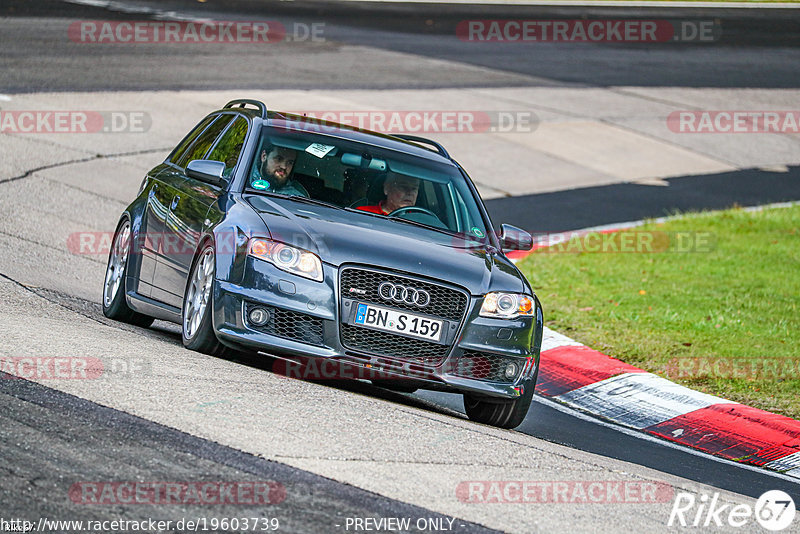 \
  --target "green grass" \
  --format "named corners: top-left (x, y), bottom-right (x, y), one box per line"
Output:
top-left (518, 204), bottom-right (800, 420)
